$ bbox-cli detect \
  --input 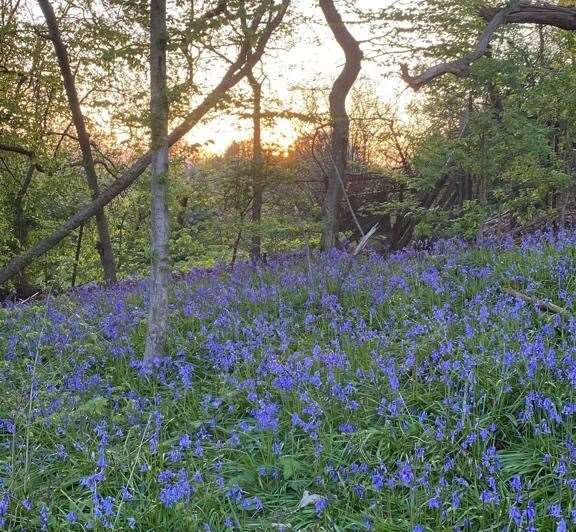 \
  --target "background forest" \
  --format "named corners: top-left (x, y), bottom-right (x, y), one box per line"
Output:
top-left (2, 0), bottom-right (575, 297)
